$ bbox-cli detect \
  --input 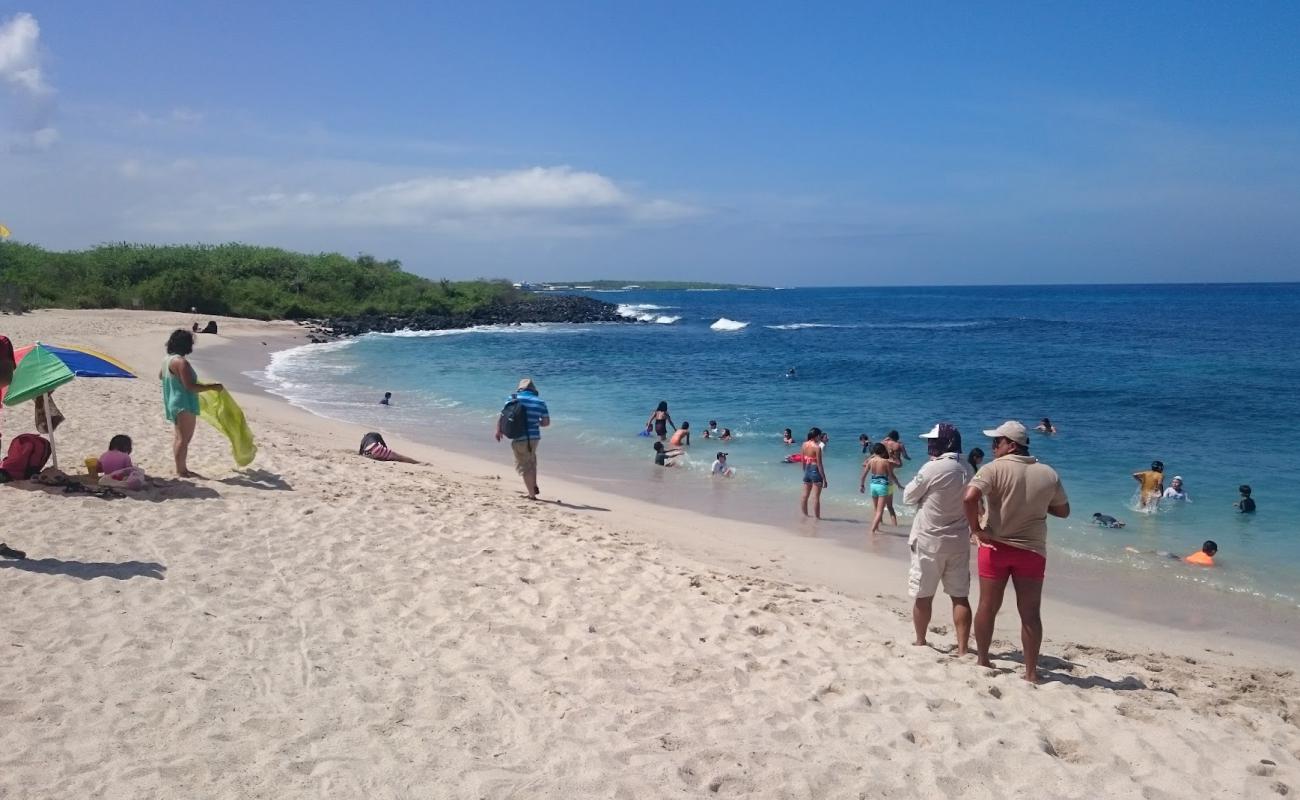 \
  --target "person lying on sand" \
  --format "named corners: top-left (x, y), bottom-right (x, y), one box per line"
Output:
top-left (359, 432), bottom-right (420, 464)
